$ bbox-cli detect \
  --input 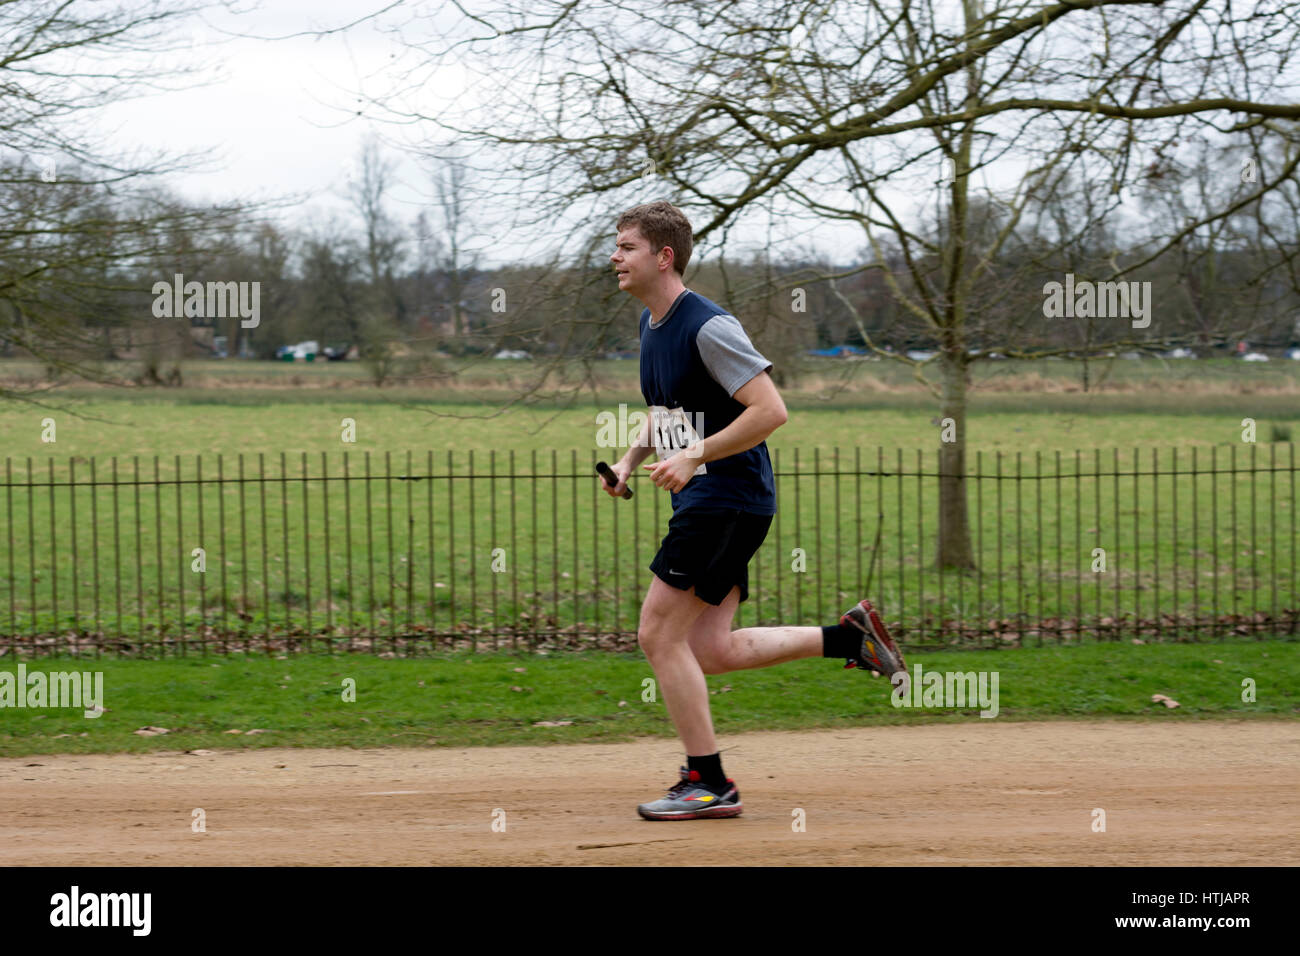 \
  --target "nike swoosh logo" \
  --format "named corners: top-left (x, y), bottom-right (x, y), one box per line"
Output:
top-left (667, 569), bottom-right (686, 576)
